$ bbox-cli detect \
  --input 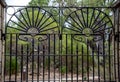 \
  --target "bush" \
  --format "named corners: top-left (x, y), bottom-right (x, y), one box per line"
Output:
top-left (60, 66), bottom-right (66, 74)
top-left (5, 56), bottom-right (19, 75)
